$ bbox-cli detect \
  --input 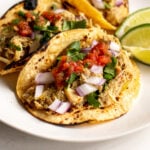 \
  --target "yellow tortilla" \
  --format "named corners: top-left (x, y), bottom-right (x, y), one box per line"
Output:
top-left (0, 0), bottom-right (92, 75)
top-left (16, 28), bottom-right (140, 125)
